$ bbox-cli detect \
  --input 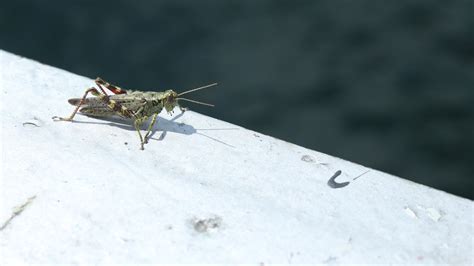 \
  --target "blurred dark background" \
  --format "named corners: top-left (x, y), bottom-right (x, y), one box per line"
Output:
top-left (1, 0), bottom-right (472, 199)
